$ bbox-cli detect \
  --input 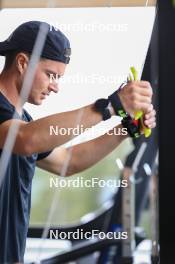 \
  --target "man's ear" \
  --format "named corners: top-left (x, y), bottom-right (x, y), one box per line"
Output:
top-left (16, 52), bottom-right (29, 74)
